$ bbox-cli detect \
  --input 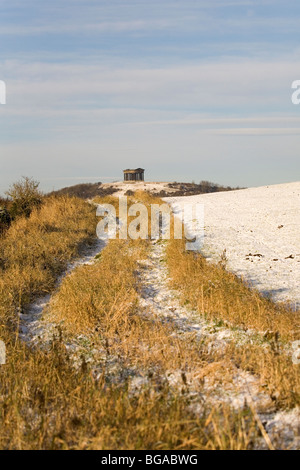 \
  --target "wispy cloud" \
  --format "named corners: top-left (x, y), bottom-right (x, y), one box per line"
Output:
top-left (0, 19), bottom-right (179, 36)
top-left (1, 0), bottom-right (300, 192)
top-left (202, 128), bottom-right (300, 135)
top-left (3, 59), bottom-right (299, 113)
